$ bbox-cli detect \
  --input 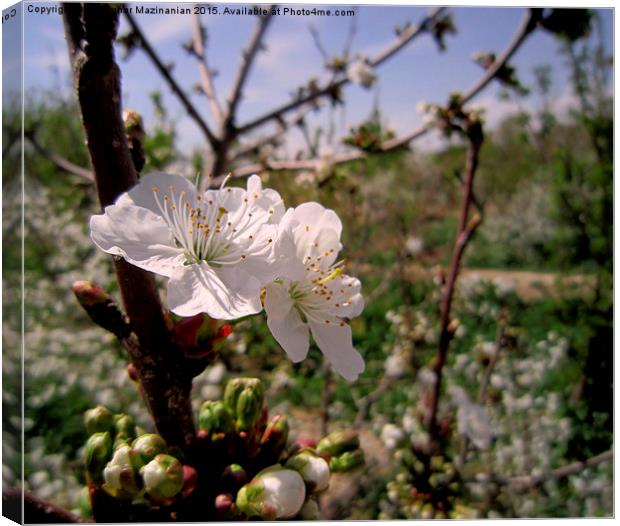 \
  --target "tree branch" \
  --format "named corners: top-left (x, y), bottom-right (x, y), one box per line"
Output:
top-left (468, 449), bottom-right (613, 490)
top-left (124, 11), bottom-right (219, 148)
top-left (234, 7), bottom-right (446, 136)
top-left (63, 4), bottom-right (196, 455)
top-left (191, 9), bottom-right (224, 128)
top-left (25, 131), bottom-right (94, 182)
top-left (222, 8), bottom-right (538, 182)
top-left (3, 488), bottom-right (86, 523)
top-left (426, 123), bottom-right (484, 438)
top-left (225, 8), bottom-right (273, 128)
